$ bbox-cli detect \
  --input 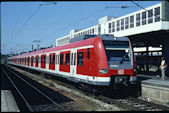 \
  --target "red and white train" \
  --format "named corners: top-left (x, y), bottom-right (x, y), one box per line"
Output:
top-left (7, 35), bottom-right (137, 86)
